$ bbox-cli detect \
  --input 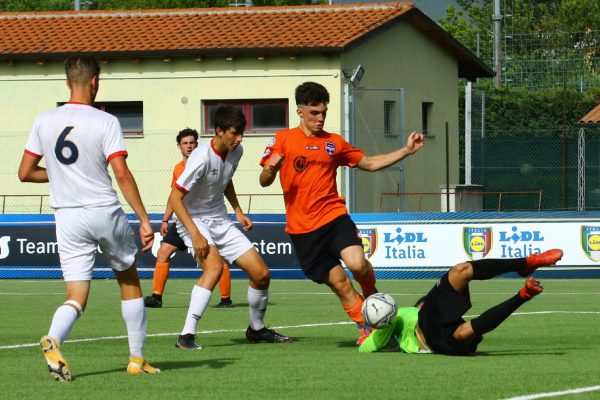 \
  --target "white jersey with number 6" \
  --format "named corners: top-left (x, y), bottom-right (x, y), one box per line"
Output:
top-left (25, 103), bottom-right (126, 209)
